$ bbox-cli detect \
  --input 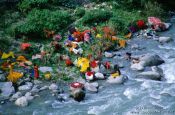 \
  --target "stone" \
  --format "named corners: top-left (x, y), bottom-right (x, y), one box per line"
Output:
top-left (33, 80), bottom-right (42, 85)
top-left (25, 92), bottom-right (34, 101)
top-left (10, 92), bottom-right (22, 101)
top-left (0, 82), bottom-right (15, 100)
top-left (158, 37), bottom-right (172, 43)
top-left (30, 85), bottom-right (40, 94)
top-left (49, 83), bottom-right (58, 91)
top-left (0, 74), bottom-right (6, 82)
top-left (18, 85), bottom-right (32, 91)
top-left (95, 72), bottom-right (105, 80)
top-left (40, 86), bottom-right (48, 91)
top-left (85, 82), bottom-right (98, 93)
top-left (15, 96), bottom-right (28, 107)
top-left (104, 52), bottom-right (115, 58)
